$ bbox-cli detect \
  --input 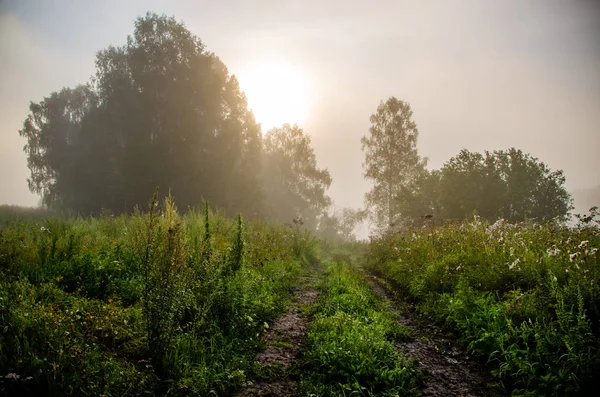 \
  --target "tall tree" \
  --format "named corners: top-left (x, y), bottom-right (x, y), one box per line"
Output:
top-left (435, 148), bottom-right (572, 223)
top-left (361, 97), bottom-right (426, 232)
top-left (19, 13), bottom-right (263, 216)
top-left (438, 150), bottom-right (506, 221)
top-left (494, 148), bottom-right (572, 222)
top-left (394, 169), bottom-right (441, 228)
top-left (262, 124), bottom-right (332, 230)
